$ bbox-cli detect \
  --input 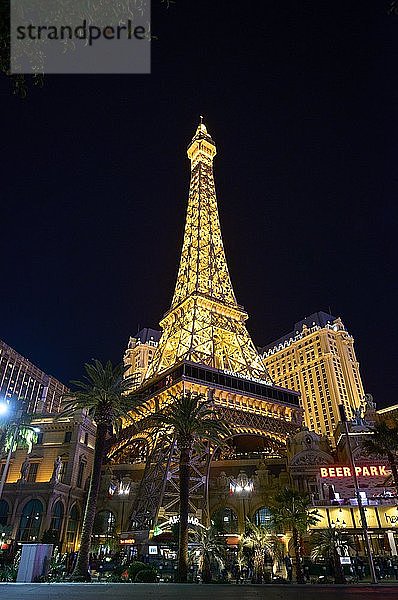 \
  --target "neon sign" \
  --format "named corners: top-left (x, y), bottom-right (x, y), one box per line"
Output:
top-left (221, 369), bottom-right (270, 386)
top-left (320, 465), bottom-right (390, 478)
top-left (168, 514), bottom-right (206, 529)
